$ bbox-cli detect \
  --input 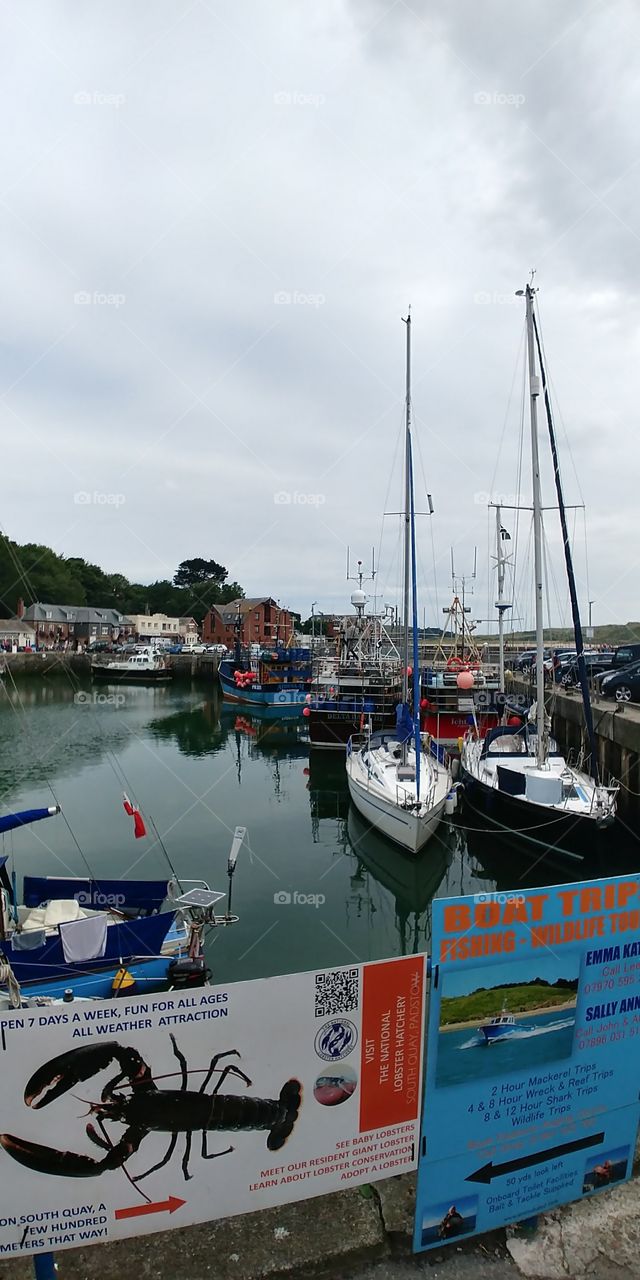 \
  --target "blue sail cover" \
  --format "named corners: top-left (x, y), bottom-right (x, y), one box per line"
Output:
top-left (0, 807), bottom-right (59, 835)
top-left (22, 876), bottom-right (170, 914)
top-left (396, 702), bottom-right (414, 744)
top-left (4, 911), bottom-right (176, 987)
